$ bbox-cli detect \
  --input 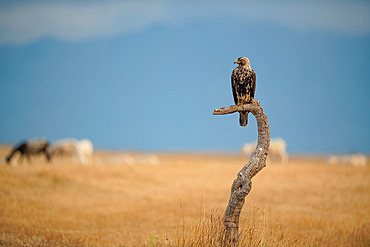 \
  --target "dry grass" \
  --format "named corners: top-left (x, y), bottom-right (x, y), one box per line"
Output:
top-left (0, 145), bottom-right (369, 246)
